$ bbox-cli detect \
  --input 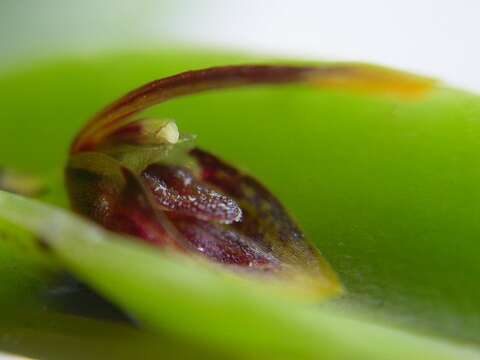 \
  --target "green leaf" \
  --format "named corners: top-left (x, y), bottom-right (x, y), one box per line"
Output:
top-left (0, 190), bottom-right (478, 360)
top-left (1, 50), bottom-right (480, 355)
